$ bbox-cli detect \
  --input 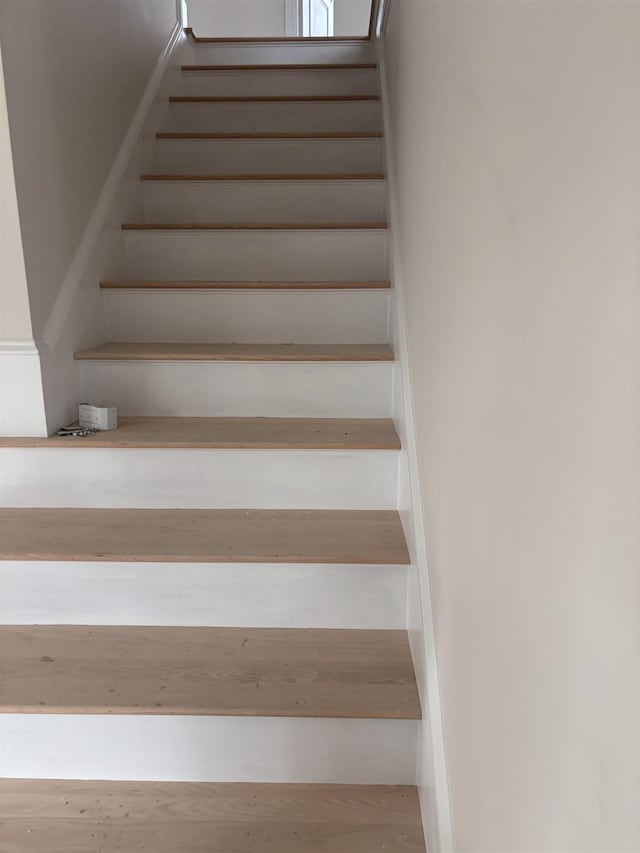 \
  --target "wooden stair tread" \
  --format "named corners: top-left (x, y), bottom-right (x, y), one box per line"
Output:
top-left (0, 417), bottom-right (400, 449)
top-left (99, 279), bottom-right (391, 290)
top-left (182, 62), bottom-right (378, 71)
top-left (185, 28), bottom-right (370, 44)
top-left (139, 172), bottom-right (384, 181)
top-left (73, 343), bottom-right (394, 362)
top-left (156, 131), bottom-right (383, 139)
top-left (0, 508), bottom-right (410, 564)
top-left (0, 780), bottom-right (426, 853)
top-left (169, 95), bottom-right (379, 102)
top-left (121, 222), bottom-right (388, 230)
top-left (0, 625), bottom-right (421, 719)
